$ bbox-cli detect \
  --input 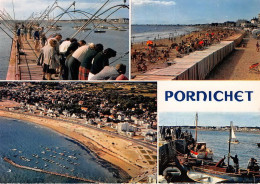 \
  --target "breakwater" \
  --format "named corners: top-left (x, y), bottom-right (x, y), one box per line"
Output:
top-left (3, 157), bottom-right (96, 183)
